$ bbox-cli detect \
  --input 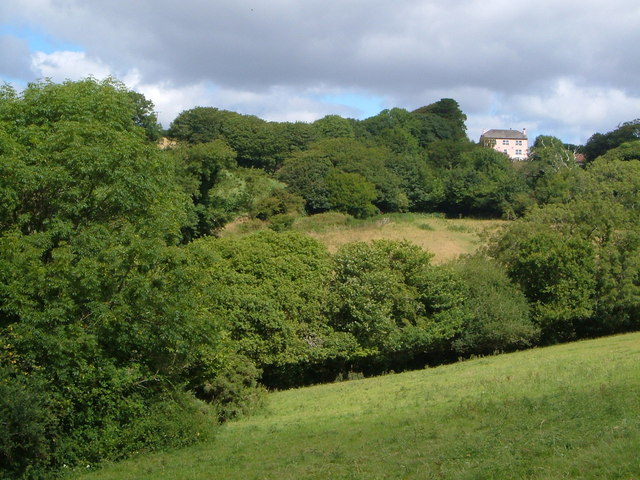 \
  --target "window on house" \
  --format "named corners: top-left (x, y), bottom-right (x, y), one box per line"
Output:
top-left (502, 140), bottom-right (509, 145)
top-left (503, 149), bottom-right (508, 154)
top-left (516, 140), bottom-right (523, 146)
top-left (515, 149), bottom-right (522, 155)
